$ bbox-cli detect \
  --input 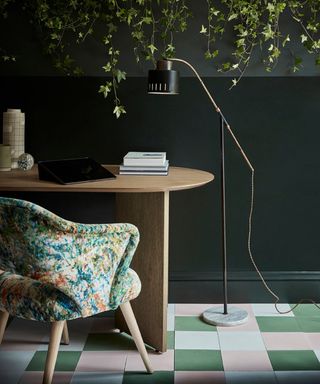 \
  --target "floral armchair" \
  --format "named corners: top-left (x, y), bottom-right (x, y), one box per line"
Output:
top-left (0, 197), bottom-right (152, 384)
